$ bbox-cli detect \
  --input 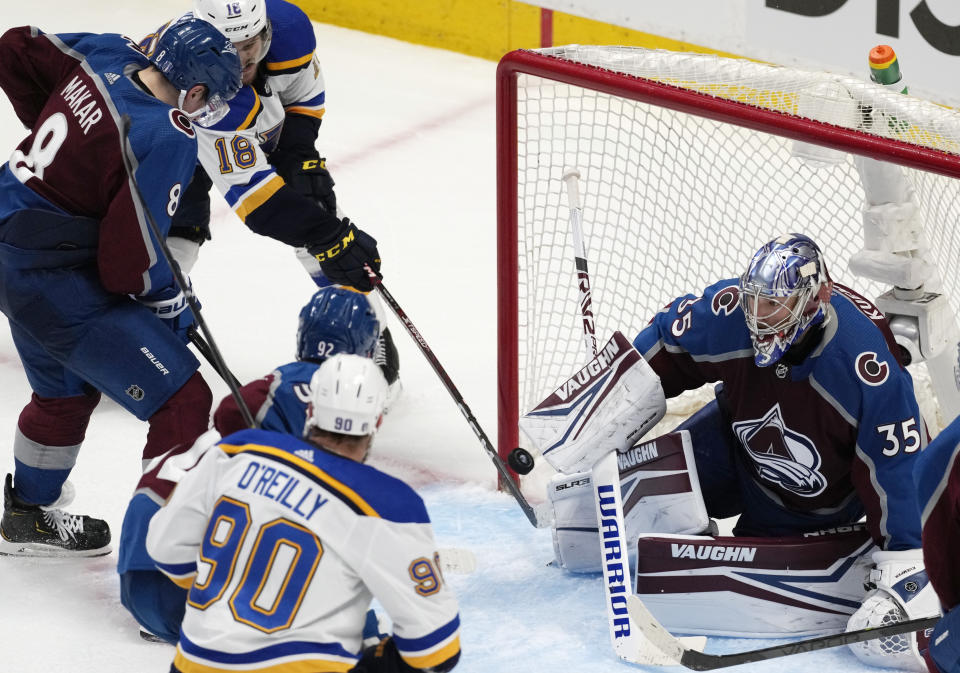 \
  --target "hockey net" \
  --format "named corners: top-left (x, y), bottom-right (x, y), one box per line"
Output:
top-left (496, 46), bottom-right (960, 481)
